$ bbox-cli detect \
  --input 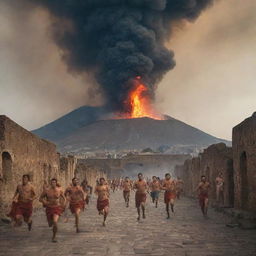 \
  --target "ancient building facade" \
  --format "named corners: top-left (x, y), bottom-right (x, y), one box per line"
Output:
top-left (0, 116), bottom-right (105, 218)
top-left (175, 143), bottom-right (234, 207)
top-left (232, 113), bottom-right (256, 213)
